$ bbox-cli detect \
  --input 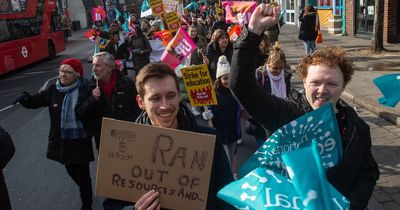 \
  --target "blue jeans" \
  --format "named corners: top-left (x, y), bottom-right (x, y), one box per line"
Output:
top-left (303, 40), bottom-right (316, 55)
